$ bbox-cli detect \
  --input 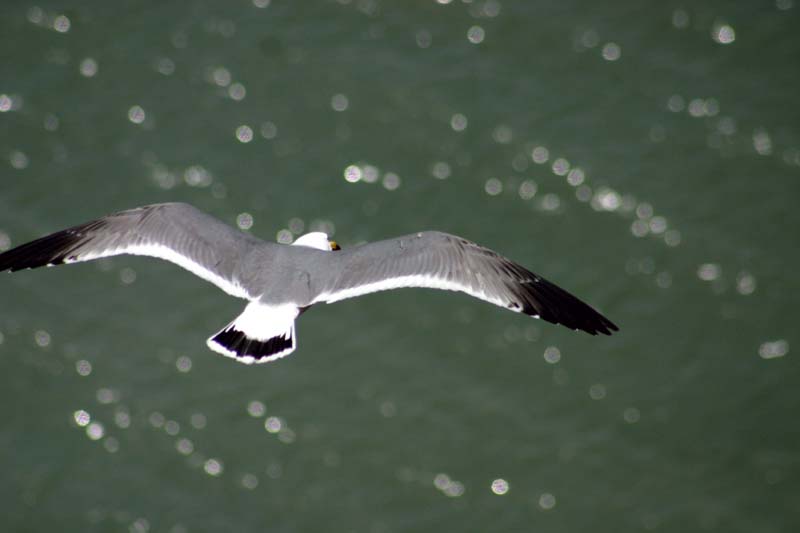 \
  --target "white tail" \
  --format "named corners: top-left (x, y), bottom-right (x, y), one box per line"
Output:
top-left (207, 302), bottom-right (299, 364)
